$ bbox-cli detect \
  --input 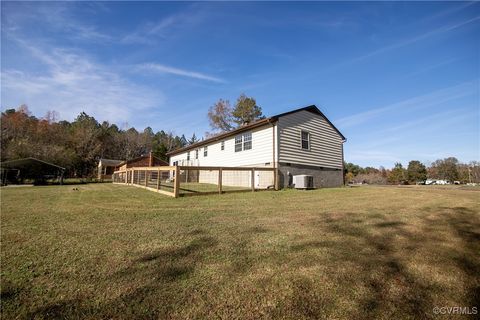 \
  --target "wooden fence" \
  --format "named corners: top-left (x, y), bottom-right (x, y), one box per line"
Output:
top-left (112, 166), bottom-right (278, 198)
